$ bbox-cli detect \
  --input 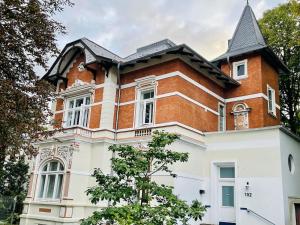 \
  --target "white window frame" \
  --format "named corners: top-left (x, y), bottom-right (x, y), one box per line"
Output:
top-left (64, 94), bottom-right (91, 128)
top-left (37, 161), bottom-right (65, 201)
top-left (135, 88), bottom-right (155, 128)
top-left (267, 85), bottom-right (276, 116)
top-left (218, 103), bottom-right (226, 132)
top-left (233, 59), bottom-right (248, 80)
